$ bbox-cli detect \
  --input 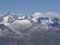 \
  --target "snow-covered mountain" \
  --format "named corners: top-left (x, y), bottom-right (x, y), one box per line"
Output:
top-left (0, 12), bottom-right (60, 45)
top-left (0, 12), bottom-right (60, 36)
